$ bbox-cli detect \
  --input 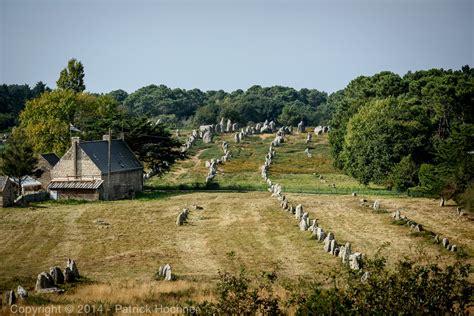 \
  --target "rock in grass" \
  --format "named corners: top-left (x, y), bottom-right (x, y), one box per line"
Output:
top-left (50, 266), bottom-right (64, 285)
top-left (295, 204), bottom-right (303, 220)
top-left (67, 259), bottom-right (80, 278)
top-left (299, 218), bottom-right (308, 231)
top-left (442, 238), bottom-right (449, 248)
top-left (64, 267), bottom-right (75, 283)
top-left (35, 272), bottom-right (54, 291)
top-left (340, 242), bottom-right (351, 264)
top-left (5, 290), bottom-right (16, 305)
top-left (414, 224), bottom-right (423, 232)
top-left (323, 233), bottom-right (334, 252)
top-left (349, 253), bottom-right (362, 270)
top-left (451, 245), bottom-right (457, 252)
top-left (392, 210), bottom-right (401, 220)
top-left (17, 286), bottom-right (28, 298)
top-left (316, 227), bottom-right (326, 241)
top-left (373, 200), bottom-right (380, 210)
